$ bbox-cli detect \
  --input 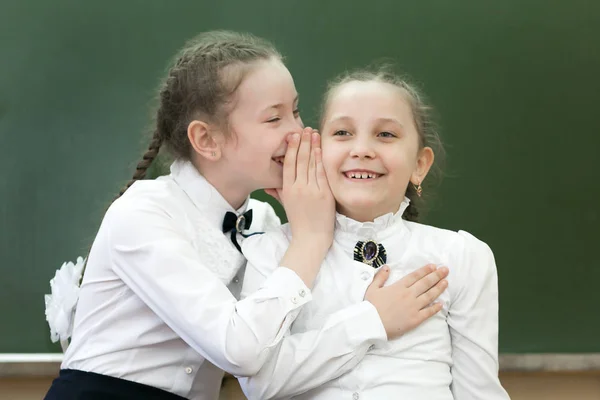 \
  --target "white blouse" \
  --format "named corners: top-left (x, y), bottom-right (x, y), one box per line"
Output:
top-left (240, 198), bottom-right (510, 400)
top-left (61, 160), bottom-right (312, 400)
